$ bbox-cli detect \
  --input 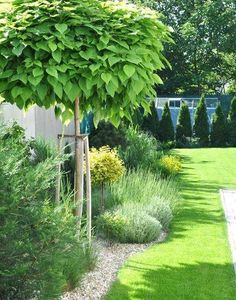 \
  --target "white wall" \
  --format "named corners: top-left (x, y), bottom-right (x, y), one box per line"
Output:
top-left (0, 103), bottom-right (74, 142)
